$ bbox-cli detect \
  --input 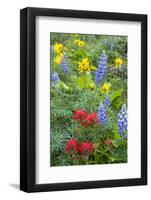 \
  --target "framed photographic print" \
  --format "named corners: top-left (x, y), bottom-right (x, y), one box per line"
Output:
top-left (20, 7), bottom-right (147, 192)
